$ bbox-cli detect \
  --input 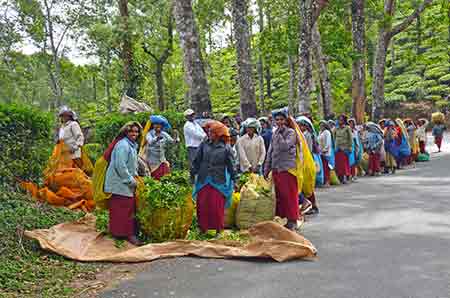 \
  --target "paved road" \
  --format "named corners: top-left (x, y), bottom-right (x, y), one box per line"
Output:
top-left (102, 134), bottom-right (450, 298)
